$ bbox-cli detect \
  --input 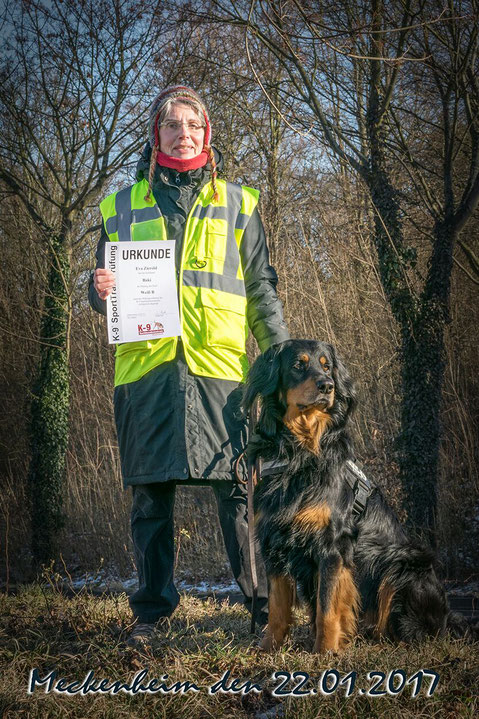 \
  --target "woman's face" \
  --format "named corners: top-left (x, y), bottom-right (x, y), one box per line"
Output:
top-left (159, 102), bottom-right (205, 159)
